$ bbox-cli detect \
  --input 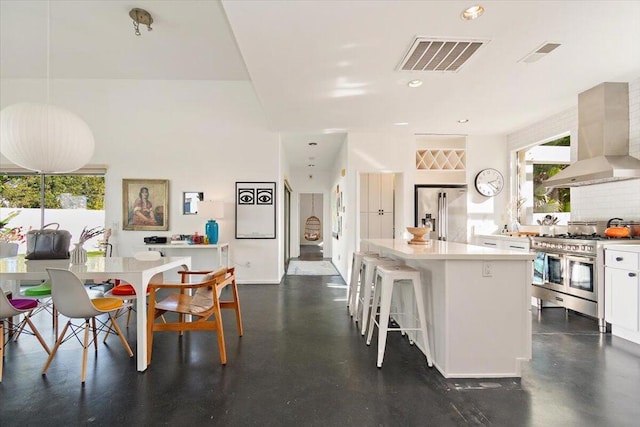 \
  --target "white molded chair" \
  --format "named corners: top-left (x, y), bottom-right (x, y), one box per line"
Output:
top-left (1, 291), bottom-right (51, 382)
top-left (103, 251), bottom-right (163, 328)
top-left (42, 268), bottom-right (134, 383)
